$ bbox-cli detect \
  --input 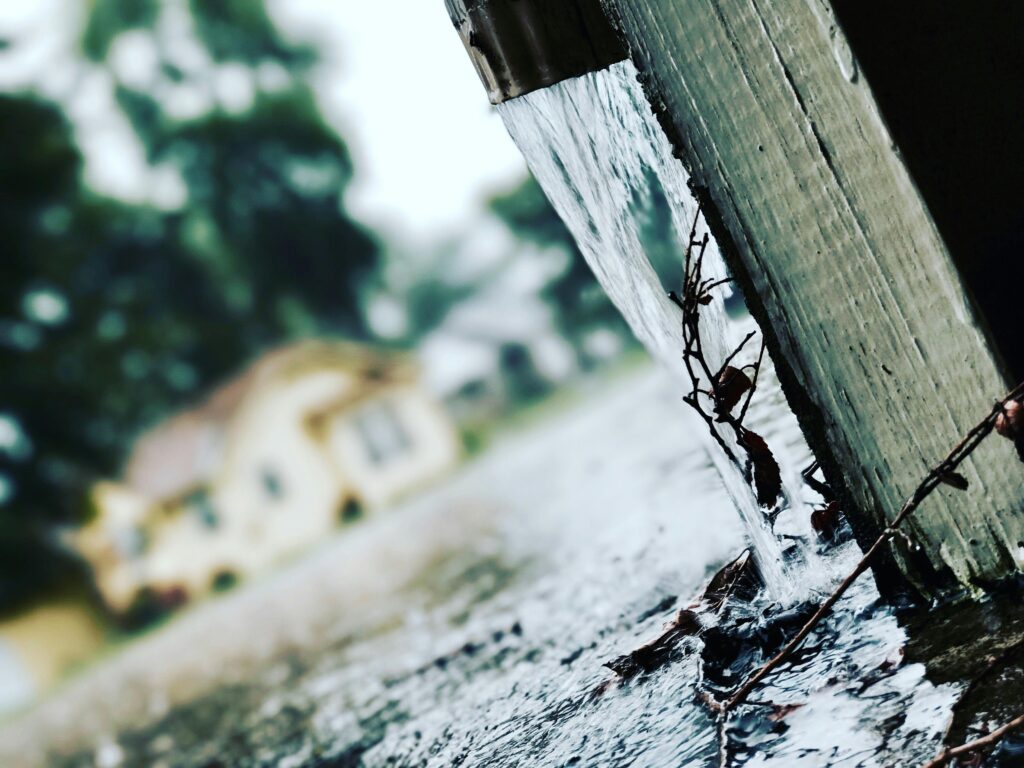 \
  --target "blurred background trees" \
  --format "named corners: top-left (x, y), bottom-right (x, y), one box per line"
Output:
top-left (0, 0), bottom-right (379, 609)
top-left (487, 176), bottom-right (631, 367)
top-left (0, 0), bottom-right (632, 612)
